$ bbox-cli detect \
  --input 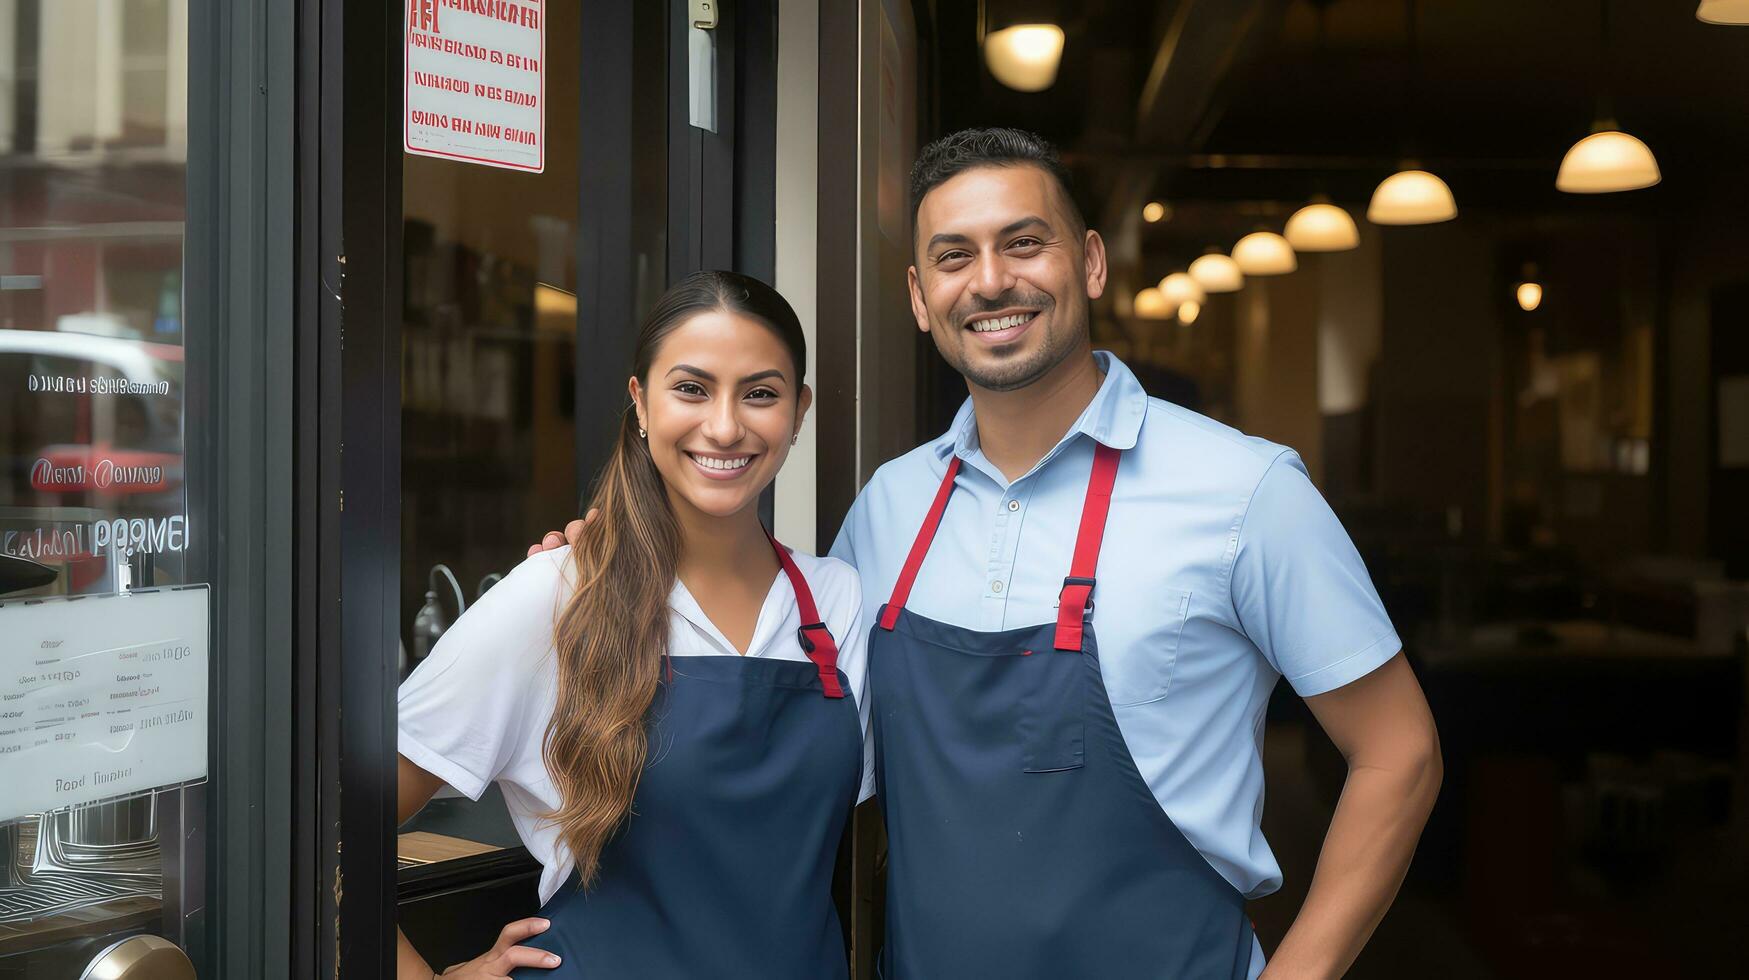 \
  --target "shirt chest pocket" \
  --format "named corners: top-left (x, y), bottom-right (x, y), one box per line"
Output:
top-left (1101, 588), bottom-right (1191, 707)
